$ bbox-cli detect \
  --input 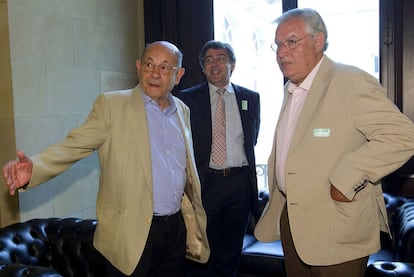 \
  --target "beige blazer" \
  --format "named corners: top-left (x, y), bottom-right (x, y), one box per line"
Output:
top-left (27, 86), bottom-right (210, 275)
top-left (255, 56), bottom-right (414, 266)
